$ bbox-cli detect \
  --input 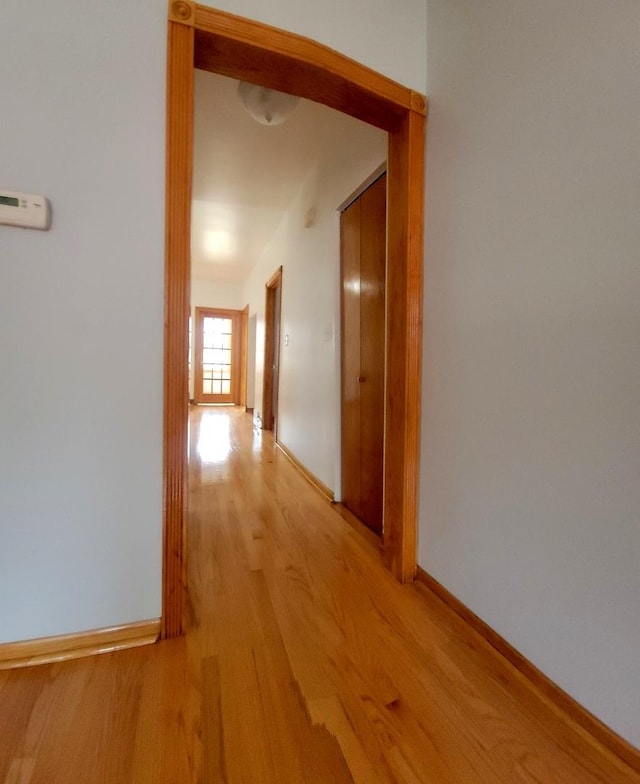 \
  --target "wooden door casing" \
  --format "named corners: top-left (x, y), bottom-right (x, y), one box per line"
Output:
top-left (239, 304), bottom-right (249, 408)
top-left (165, 3), bottom-right (425, 638)
top-left (262, 267), bottom-right (283, 433)
top-left (341, 173), bottom-right (387, 534)
top-left (194, 307), bottom-right (242, 405)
